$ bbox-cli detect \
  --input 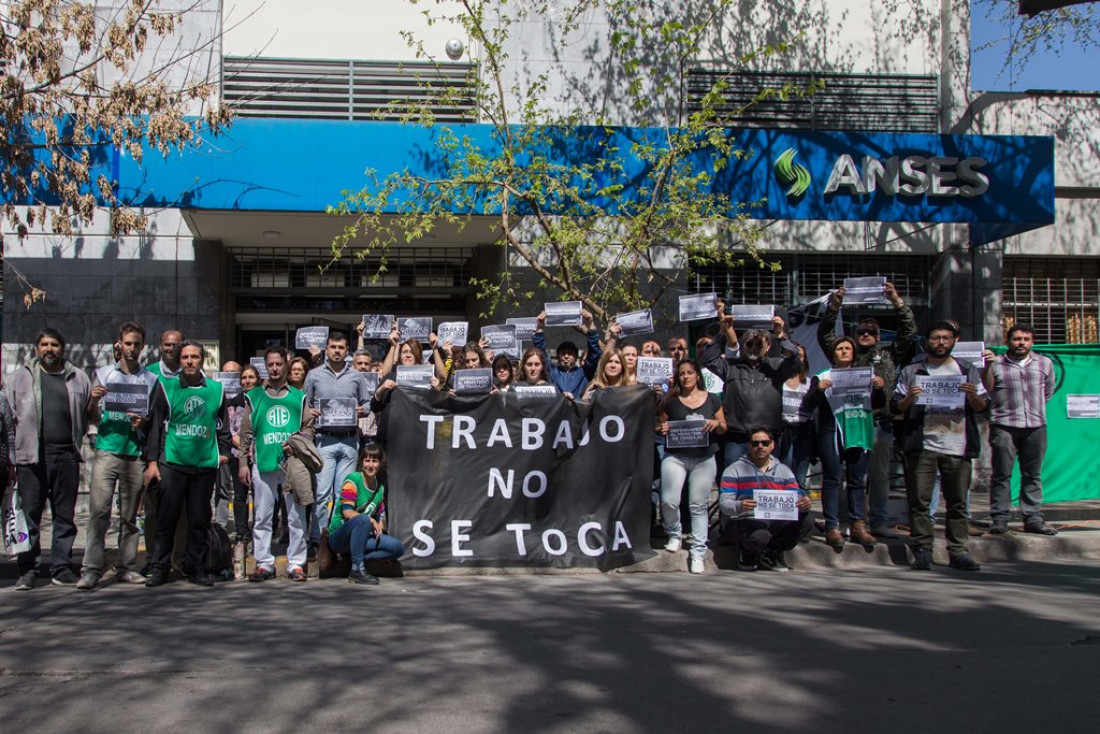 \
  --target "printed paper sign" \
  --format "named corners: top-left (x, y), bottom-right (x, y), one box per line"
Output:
top-left (615, 309), bottom-right (654, 336)
top-left (317, 397), bottom-right (357, 428)
top-left (514, 384), bottom-right (559, 399)
top-left (295, 326), bottom-right (329, 351)
top-left (398, 317), bottom-right (433, 344)
top-left (678, 292), bottom-right (717, 322)
top-left (826, 367), bottom-right (874, 411)
top-left (437, 321), bottom-right (469, 346)
top-left (1066, 395), bottom-right (1100, 419)
top-left (362, 314), bottom-right (395, 340)
top-left (915, 374), bottom-right (966, 408)
top-left (753, 490), bottom-right (799, 521)
top-left (361, 371), bottom-right (379, 395)
top-left (249, 357), bottom-right (269, 380)
top-left (103, 376), bottom-right (150, 415)
top-left (842, 276), bottom-right (887, 305)
top-left (544, 301), bottom-right (583, 327)
top-left (731, 304), bottom-right (775, 332)
top-left (396, 364), bottom-right (435, 390)
top-left (636, 357), bottom-right (674, 386)
top-left (211, 371), bottom-right (242, 399)
top-left (506, 317), bottom-right (538, 342)
top-left (482, 324), bottom-right (520, 358)
top-left (454, 368), bottom-right (493, 395)
top-left (665, 419), bottom-right (708, 449)
top-left (953, 341), bottom-right (986, 368)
